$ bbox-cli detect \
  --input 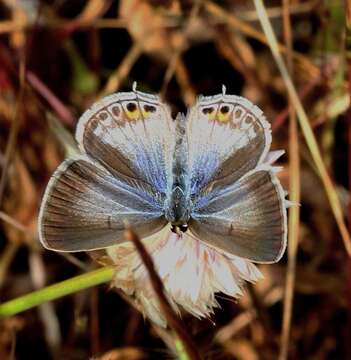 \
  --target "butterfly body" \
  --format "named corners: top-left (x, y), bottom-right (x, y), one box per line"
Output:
top-left (164, 113), bottom-right (192, 227)
top-left (39, 87), bottom-right (287, 264)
